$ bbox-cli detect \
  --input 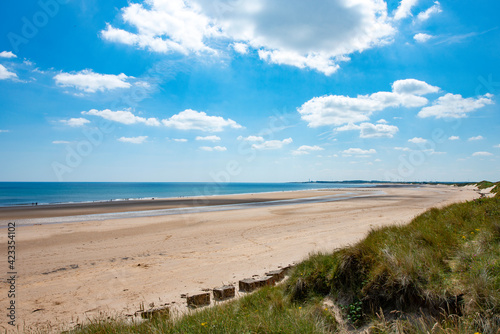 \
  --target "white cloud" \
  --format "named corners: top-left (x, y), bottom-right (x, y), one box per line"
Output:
top-left (196, 135), bottom-right (221, 141)
top-left (394, 147), bottom-right (411, 151)
top-left (258, 49), bottom-right (340, 76)
top-left (414, 33), bottom-right (433, 43)
top-left (252, 138), bottom-right (293, 150)
top-left (104, 0), bottom-right (395, 75)
top-left (393, 0), bottom-right (419, 20)
top-left (418, 93), bottom-right (494, 119)
top-left (342, 148), bottom-right (377, 155)
top-left (162, 109), bottom-right (242, 132)
top-left (391, 79), bottom-right (439, 95)
top-left (82, 109), bottom-right (161, 126)
top-left (448, 136), bottom-right (460, 140)
top-left (101, 0), bottom-right (218, 55)
top-left (408, 137), bottom-right (427, 144)
top-left (200, 145), bottom-right (227, 152)
top-left (292, 145), bottom-right (324, 155)
top-left (118, 136), bottom-right (148, 144)
top-left (173, 138), bottom-right (188, 142)
top-left (52, 140), bottom-right (71, 144)
top-left (472, 151), bottom-right (493, 157)
top-left (237, 135), bottom-right (264, 142)
top-left (54, 70), bottom-right (131, 93)
top-left (299, 79), bottom-right (438, 127)
top-left (360, 123), bottom-right (399, 138)
top-left (468, 135), bottom-right (484, 141)
top-left (425, 149), bottom-right (446, 155)
top-left (60, 118), bottom-right (90, 127)
top-left (232, 42), bottom-right (249, 54)
top-left (0, 51), bottom-right (17, 58)
top-left (337, 122), bottom-right (398, 138)
top-left (376, 119), bottom-right (388, 124)
top-left (494, 144), bottom-right (500, 148)
top-left (0, 64), bottom-right (17, 80)
top-left (0, 130), bottom-right (9, 133)
top-left (416, 1), bottom-right (442, 22)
